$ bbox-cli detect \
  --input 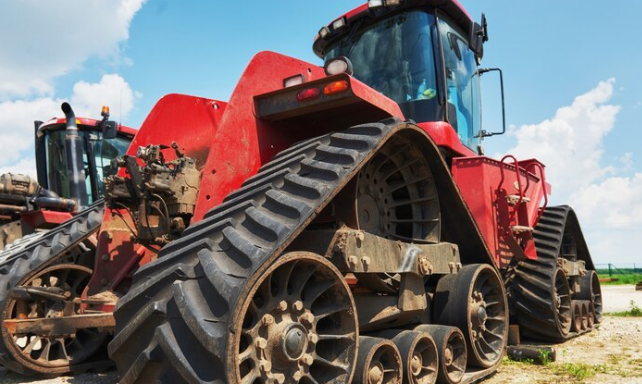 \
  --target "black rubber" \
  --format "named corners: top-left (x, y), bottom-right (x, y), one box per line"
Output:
top-left (511, 205), bottom-right (599, 342)
top-left (109, 121), bottom-right (410, 384)
top-left (0, 201), bottom-right (105, 375)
